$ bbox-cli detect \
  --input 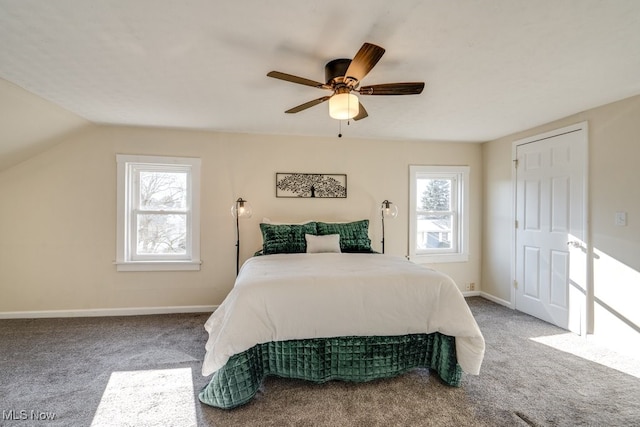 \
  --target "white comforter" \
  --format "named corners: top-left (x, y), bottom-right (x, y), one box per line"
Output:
top-left (202, 253), bottom-right (485, 376)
